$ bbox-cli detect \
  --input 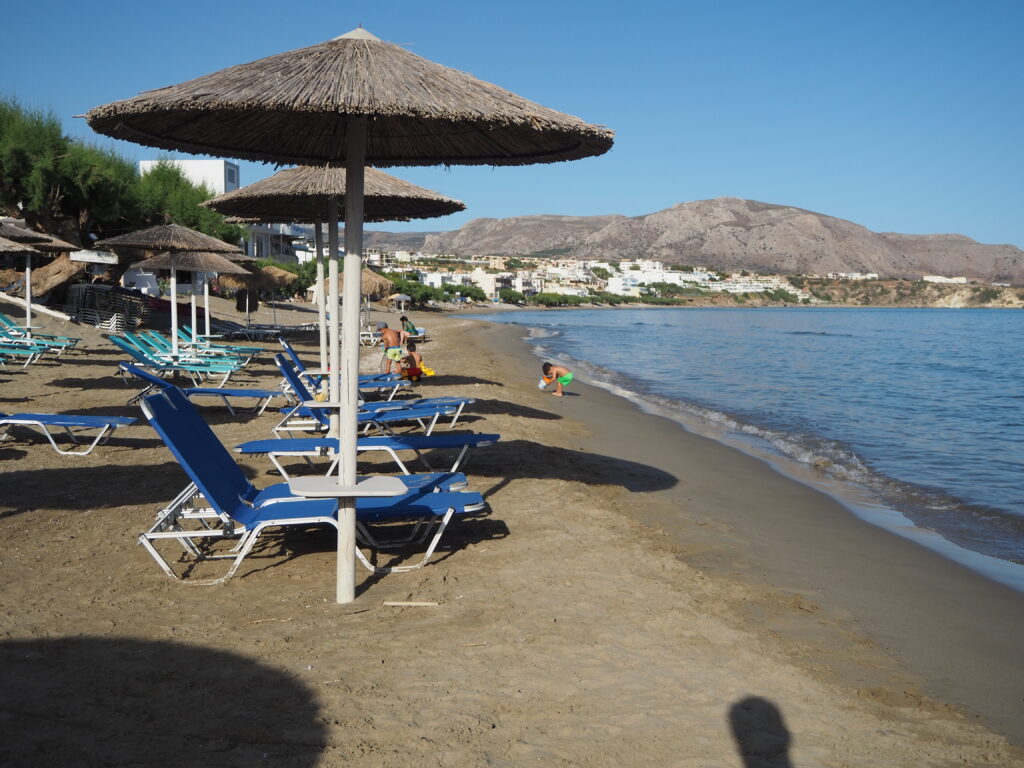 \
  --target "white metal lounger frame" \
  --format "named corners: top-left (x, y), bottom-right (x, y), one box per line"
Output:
top-left (139, 480), bottom-right (486, 582)
top-left (0, 416), bottom-right (131, 456)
